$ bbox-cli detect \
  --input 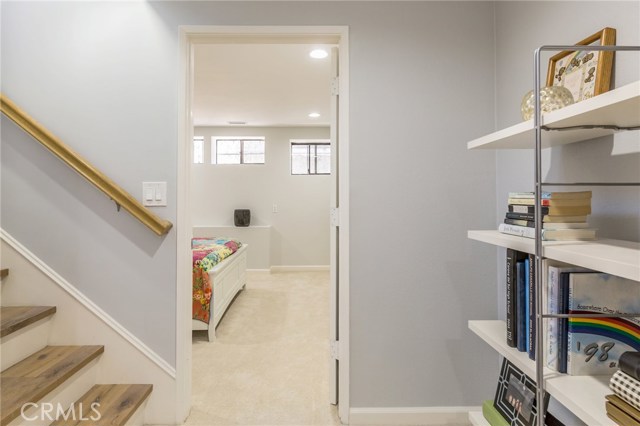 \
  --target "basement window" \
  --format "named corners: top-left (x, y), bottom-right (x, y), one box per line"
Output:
top-left (291, 140), bottom-right (331, 175)
top-left (193, 136), bottom-right (204, 164)
top-left (212, 137), bottom-right (265, 165)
